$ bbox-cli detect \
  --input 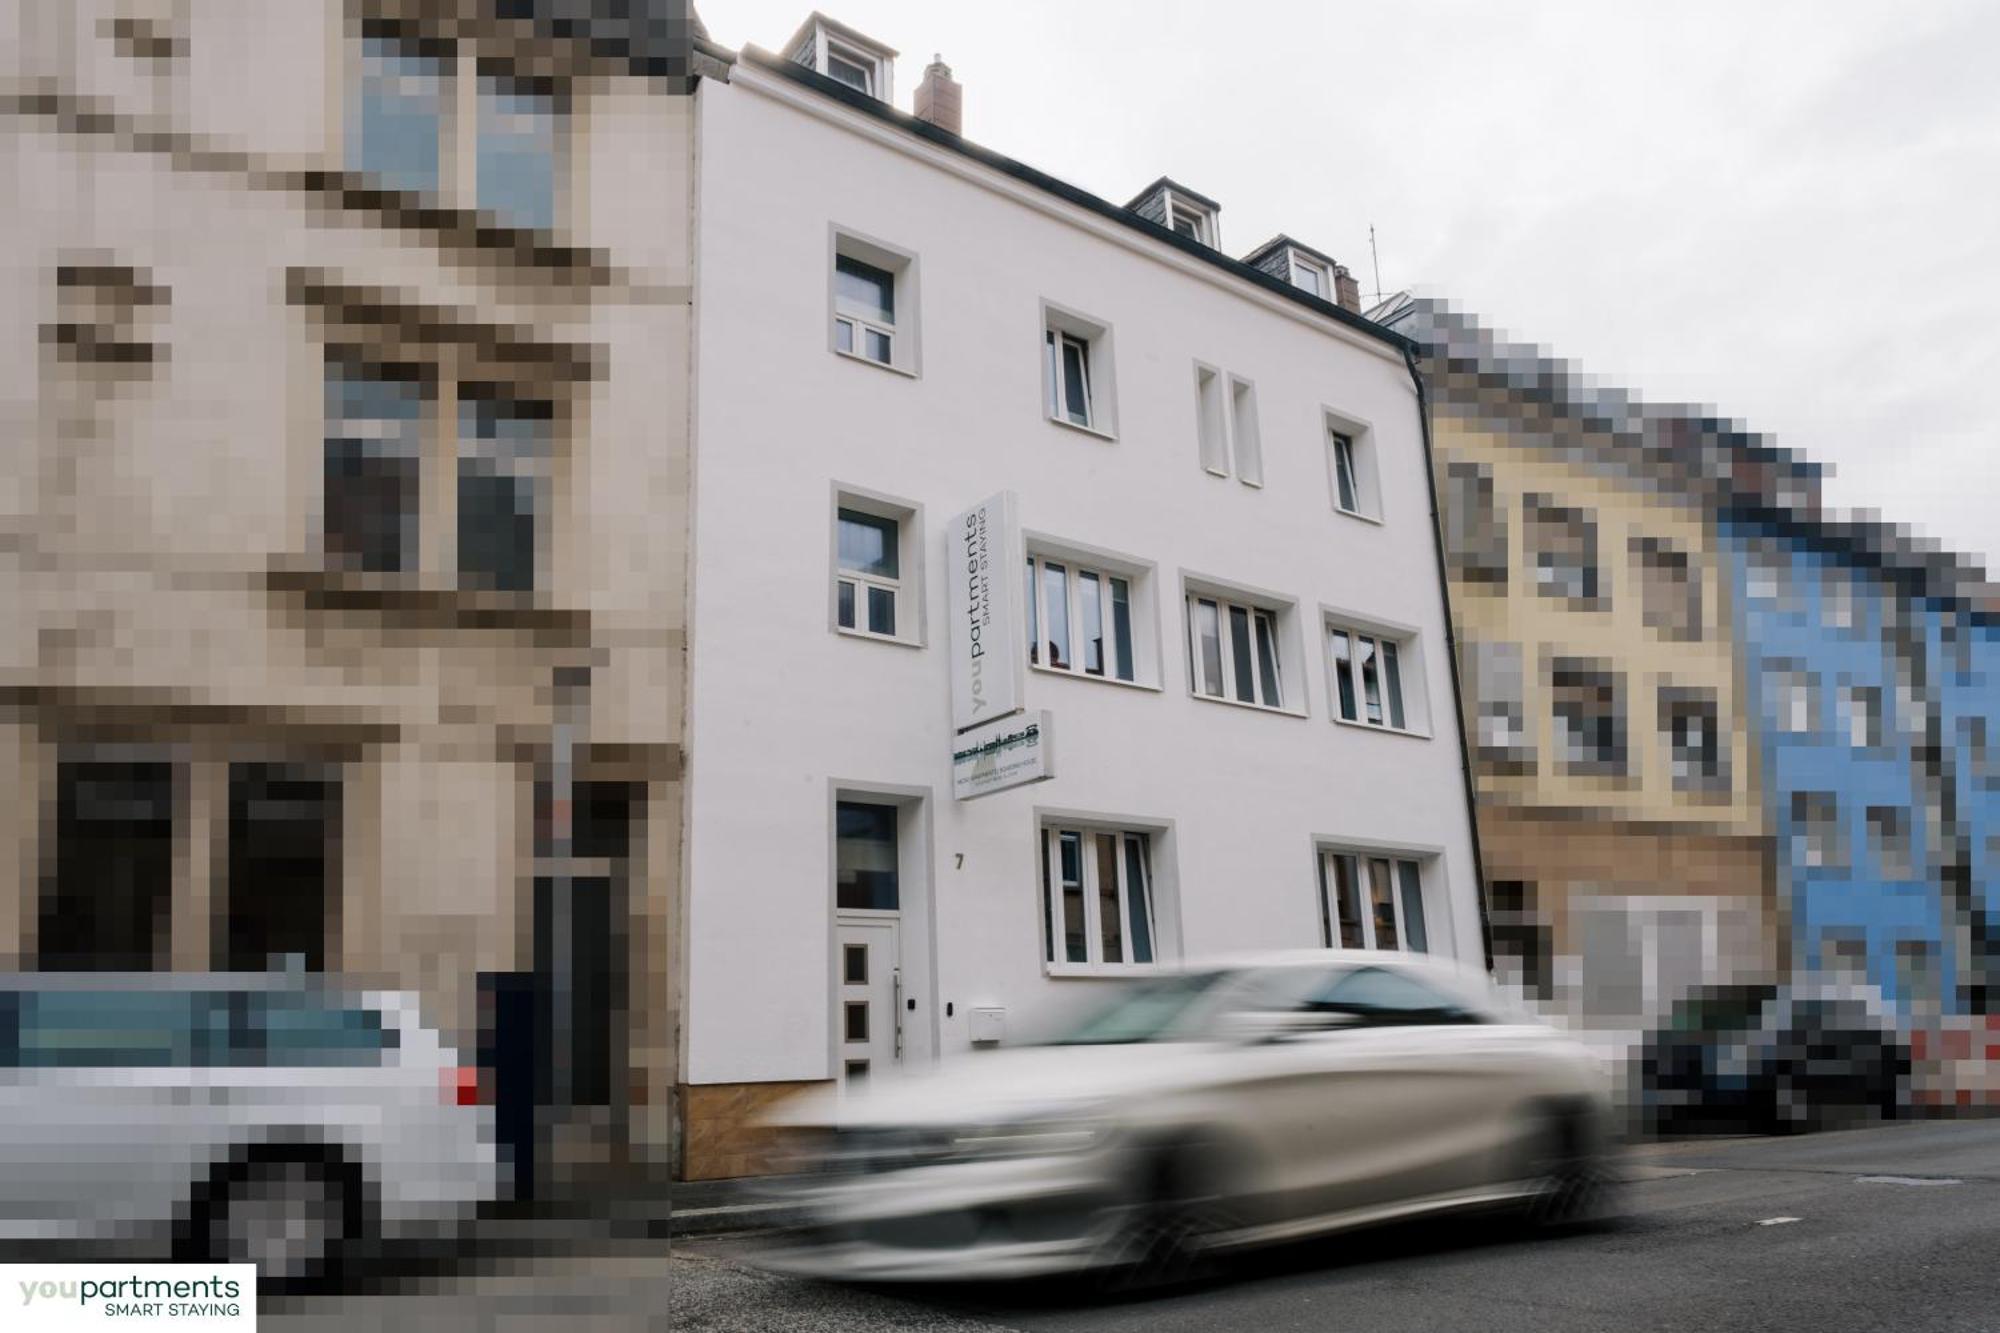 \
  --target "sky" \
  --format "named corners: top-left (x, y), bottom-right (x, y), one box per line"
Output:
top-left (699, 1), bottom-right (2000, 568)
